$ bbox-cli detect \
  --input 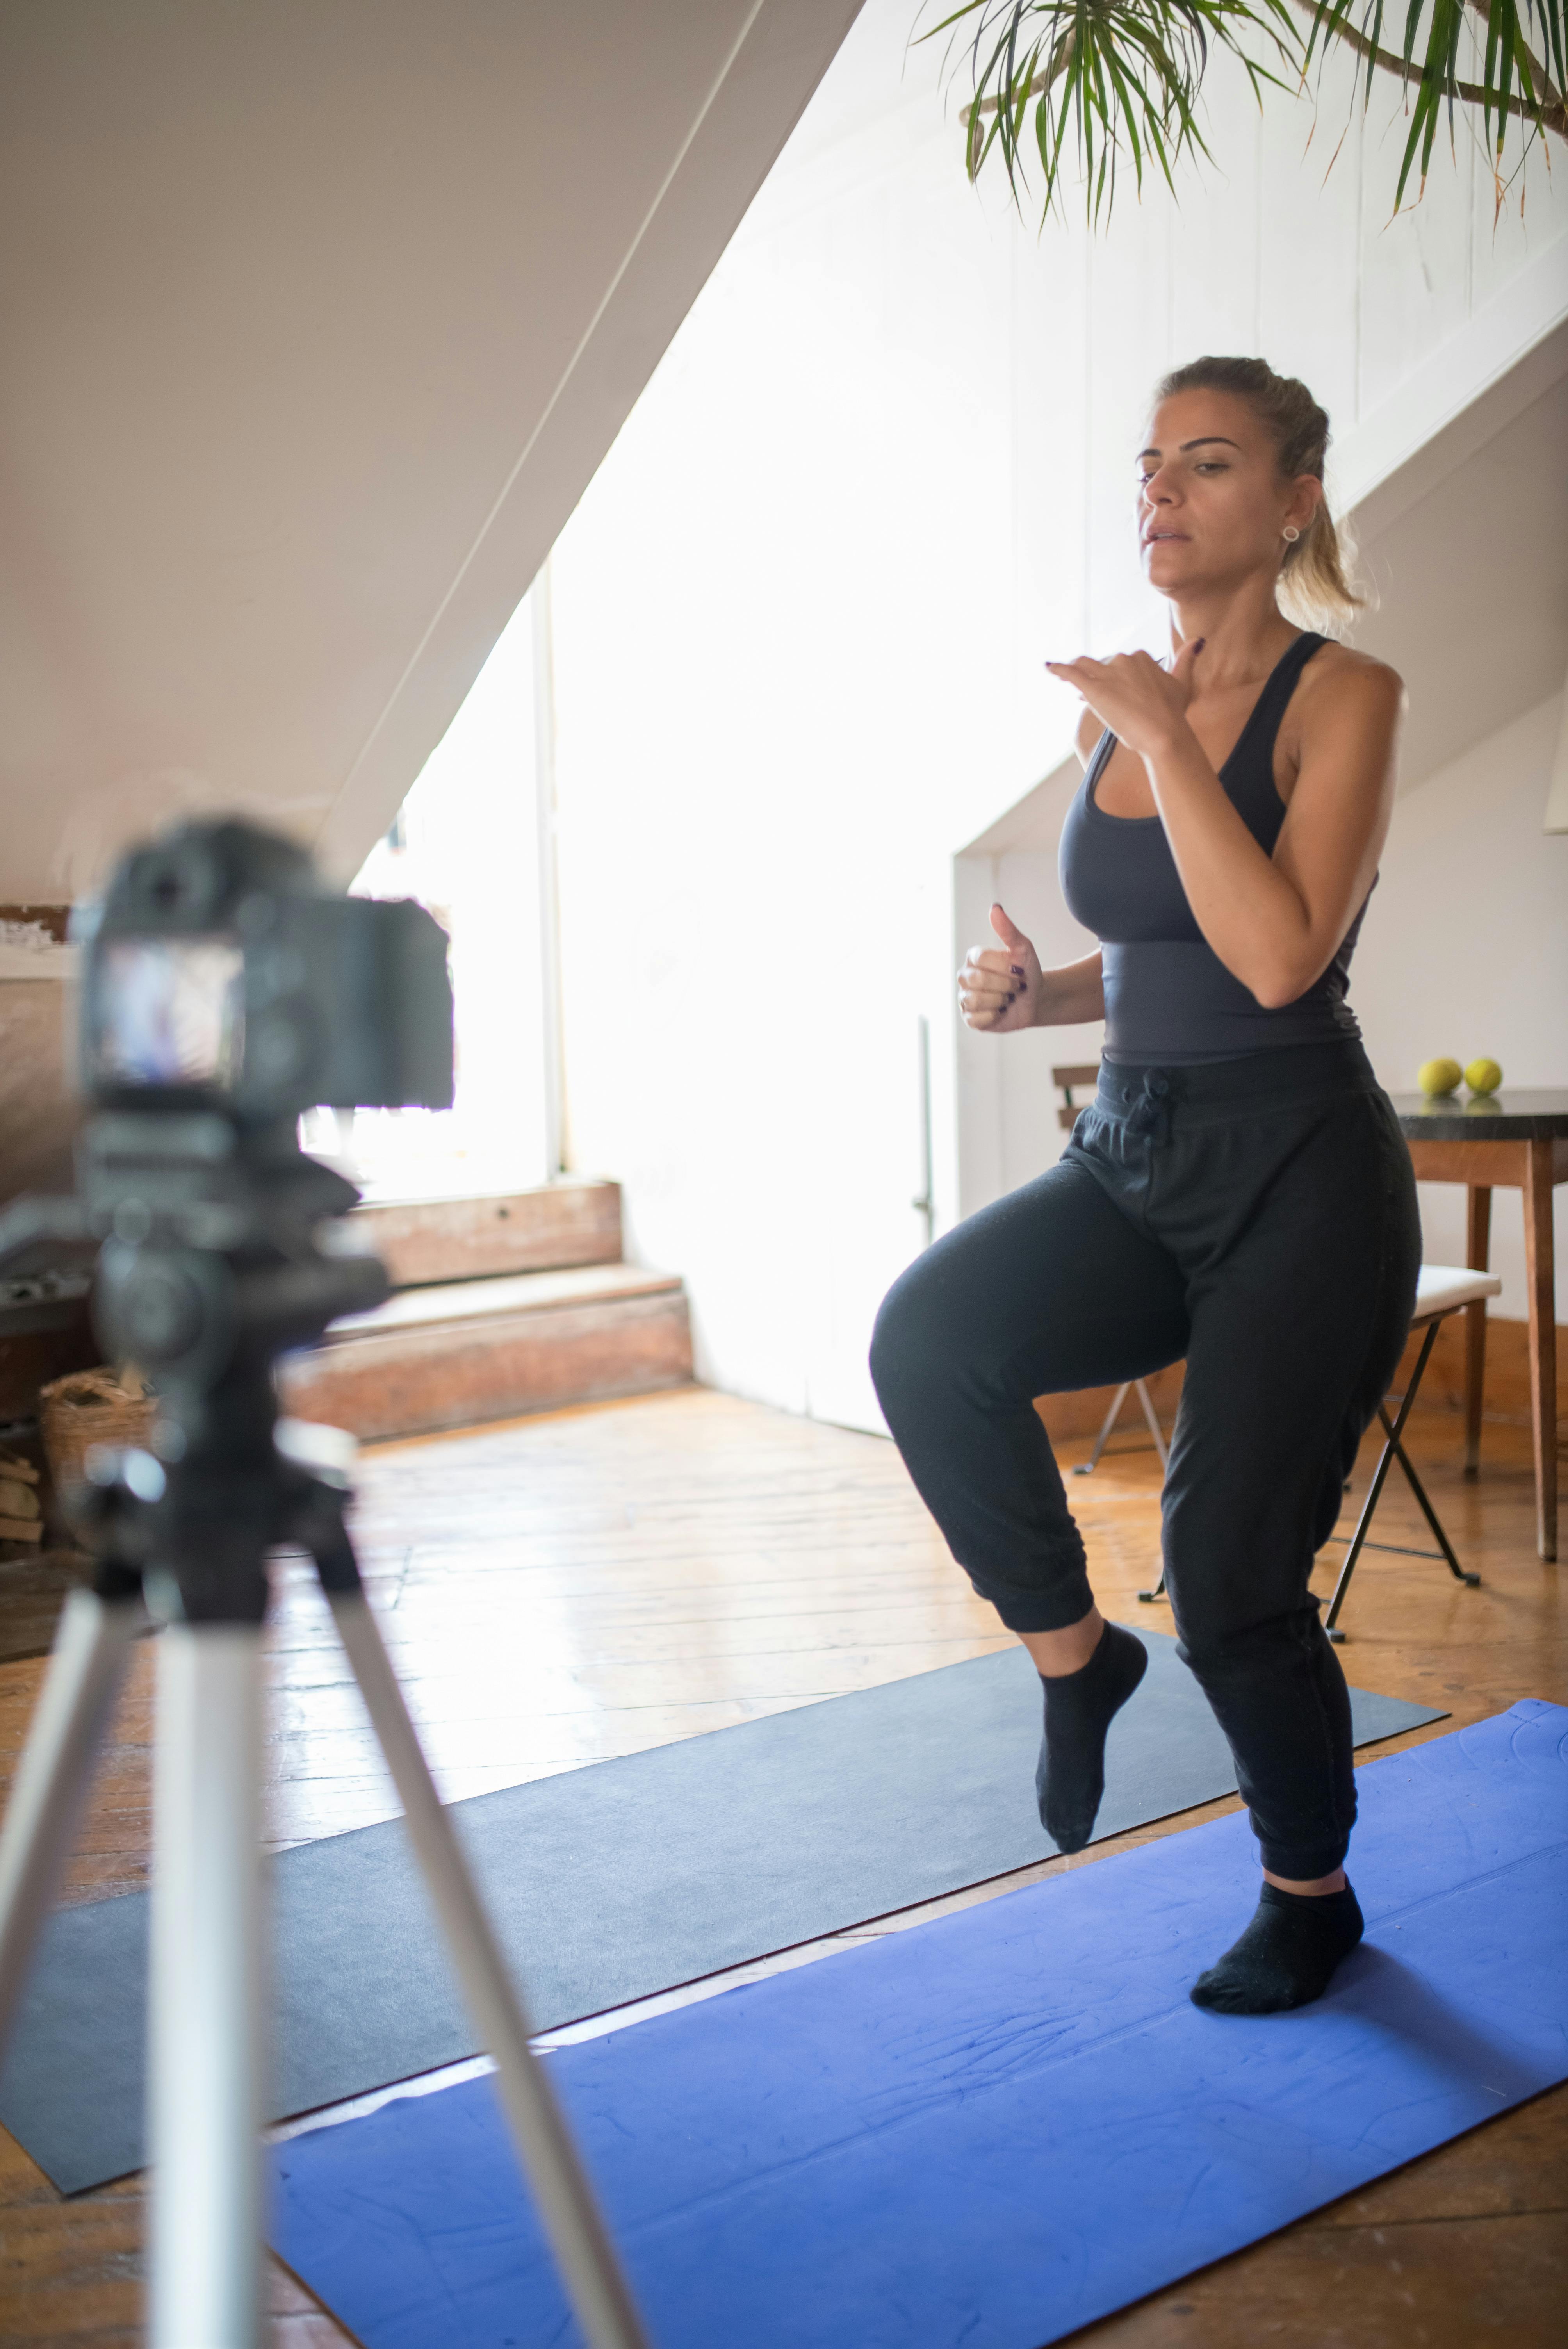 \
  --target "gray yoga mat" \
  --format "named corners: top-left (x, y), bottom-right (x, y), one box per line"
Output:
top-left (1, 1629), bottom-right (1441, 2193)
